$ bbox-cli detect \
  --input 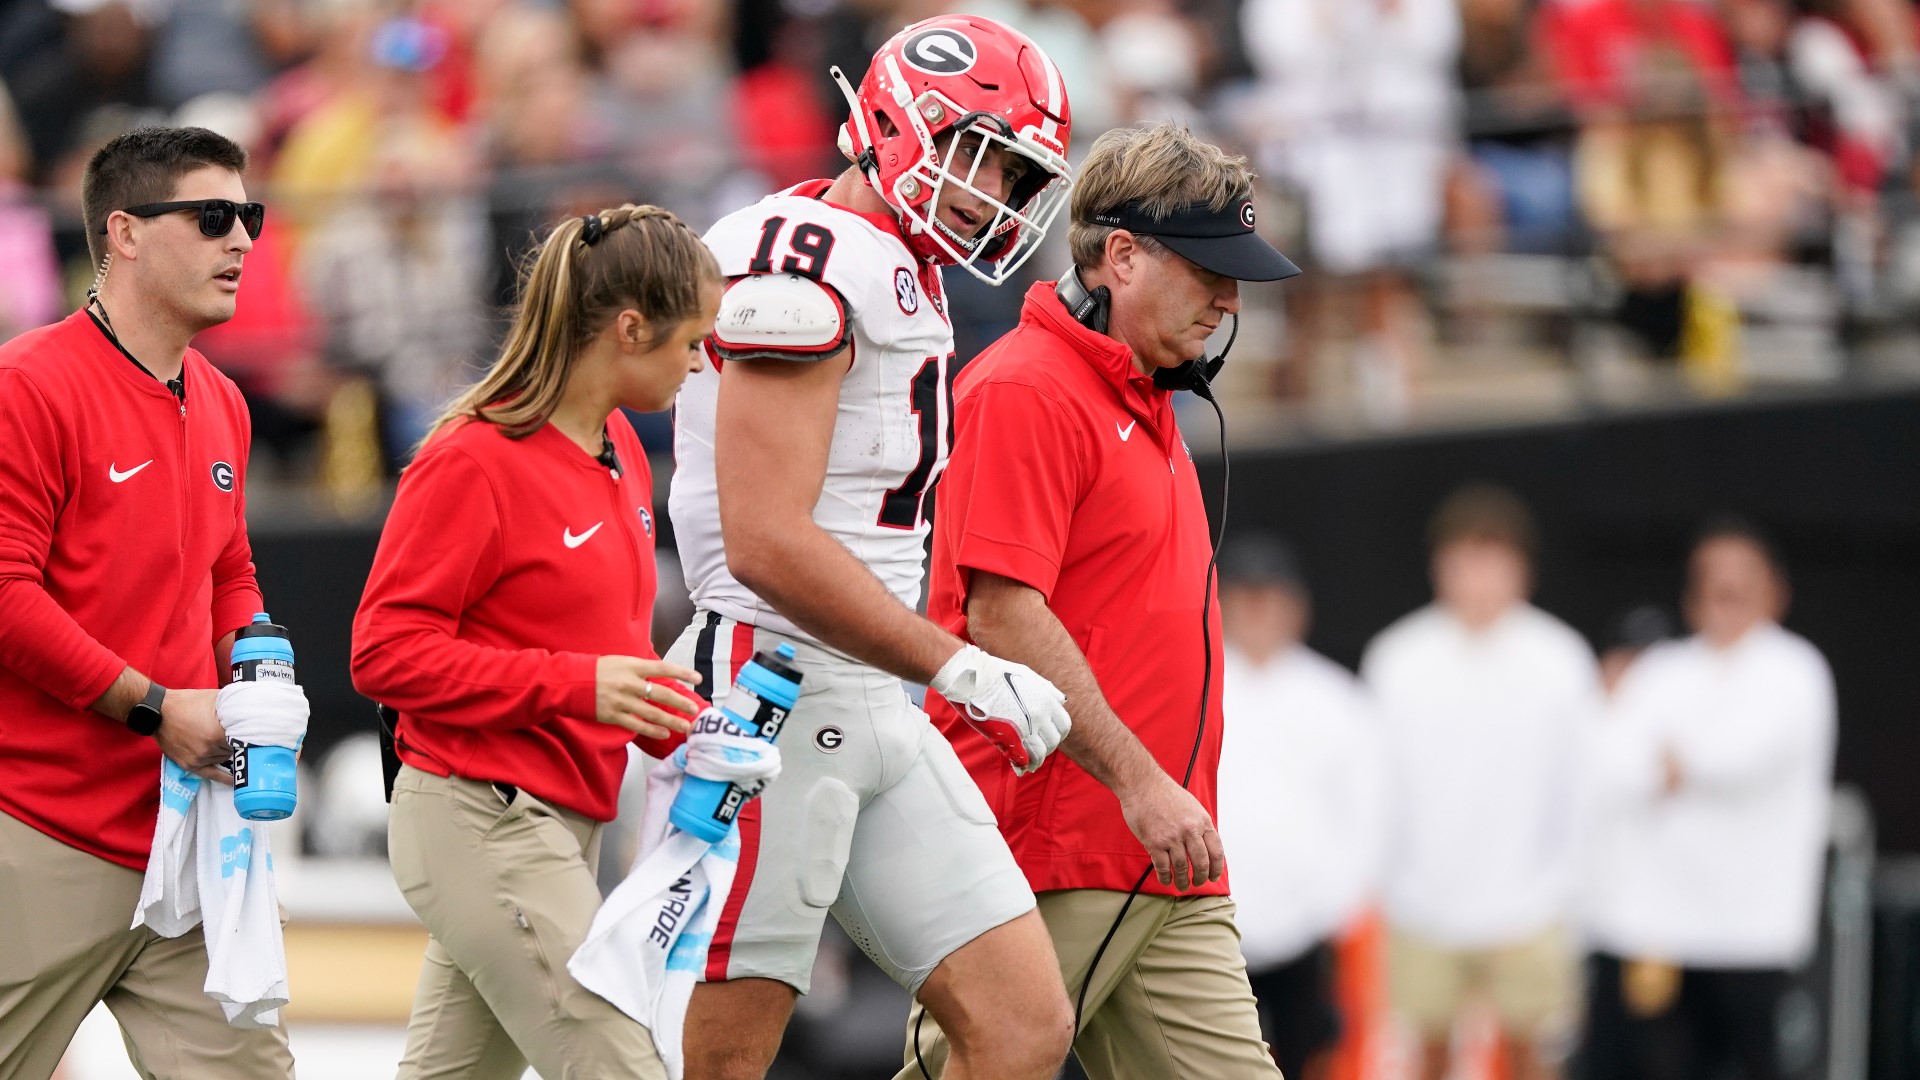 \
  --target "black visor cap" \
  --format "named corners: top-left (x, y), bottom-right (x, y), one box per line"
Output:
top-left (1088, 198), bottom-right (1302, 282)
